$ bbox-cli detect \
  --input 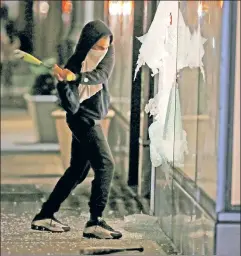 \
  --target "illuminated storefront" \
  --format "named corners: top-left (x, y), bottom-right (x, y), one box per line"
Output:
top-left (141, 1), bottom-right (240, 255)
